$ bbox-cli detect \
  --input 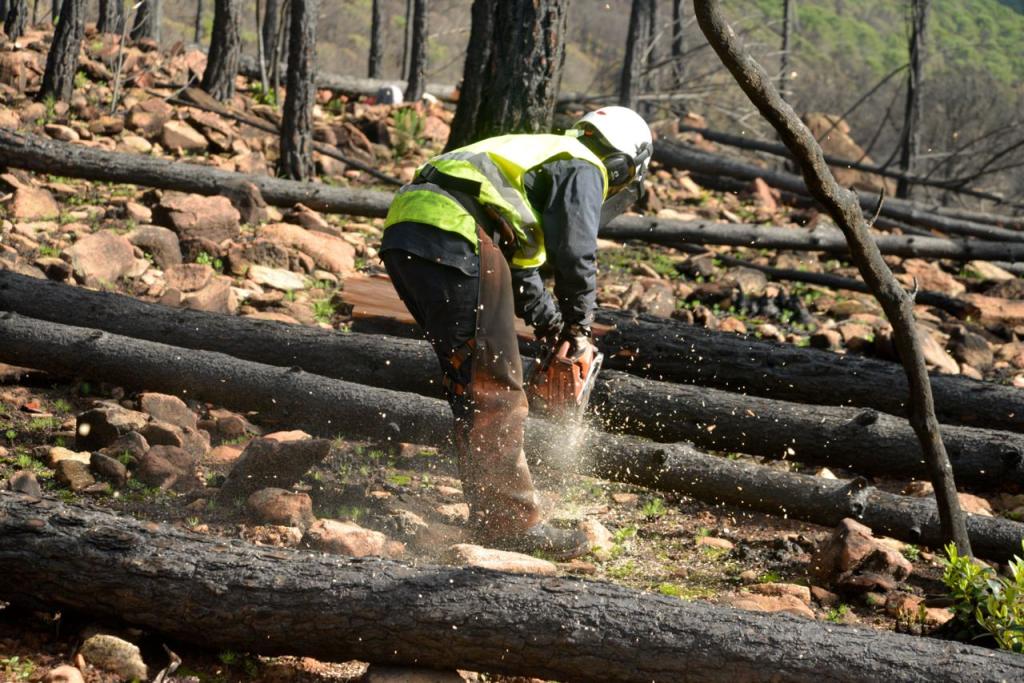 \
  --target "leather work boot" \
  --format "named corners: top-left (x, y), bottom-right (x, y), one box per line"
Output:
top-left (481, 522), bottom-right (592, 561)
